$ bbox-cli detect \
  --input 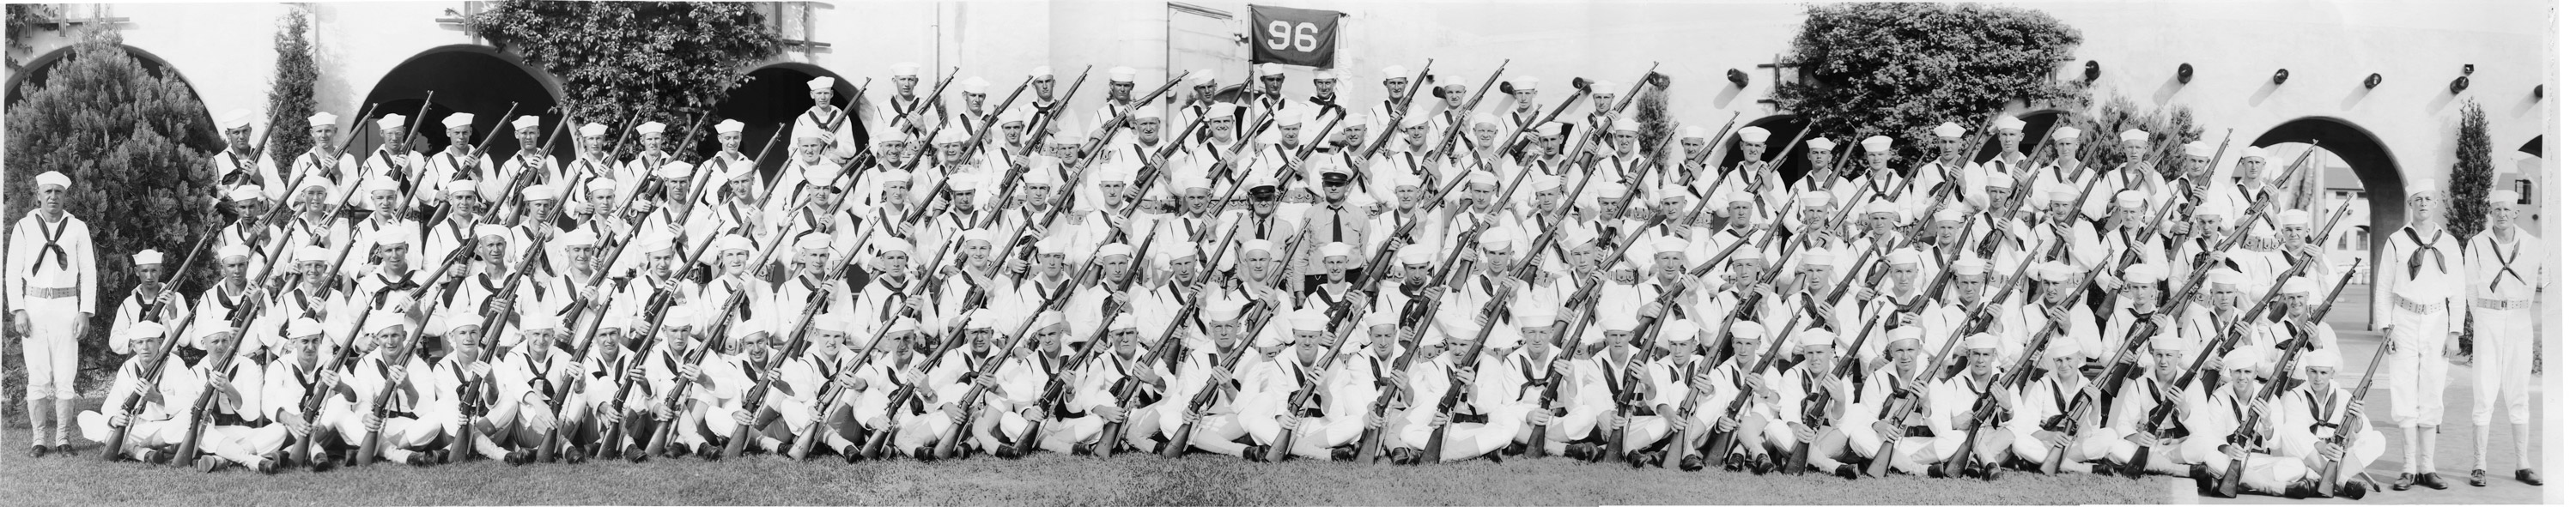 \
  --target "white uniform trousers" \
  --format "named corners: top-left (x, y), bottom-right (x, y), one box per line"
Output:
top-left (2385, 305), bottom-right (2452, 428)
top-left (2469, 306), bottom-right (2534, 426)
